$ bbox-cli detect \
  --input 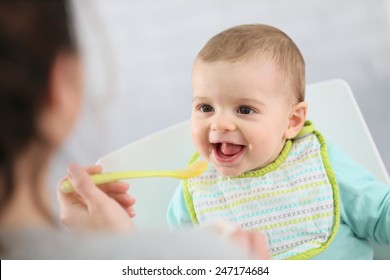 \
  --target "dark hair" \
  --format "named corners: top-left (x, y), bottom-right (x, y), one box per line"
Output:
top-left (0, 0), bottom-right (77, 221)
